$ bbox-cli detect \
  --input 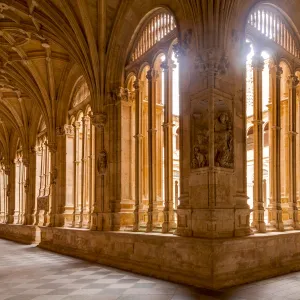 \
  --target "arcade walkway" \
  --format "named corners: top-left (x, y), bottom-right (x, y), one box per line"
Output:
top-left (0, 238), bottom-right (299, 300)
